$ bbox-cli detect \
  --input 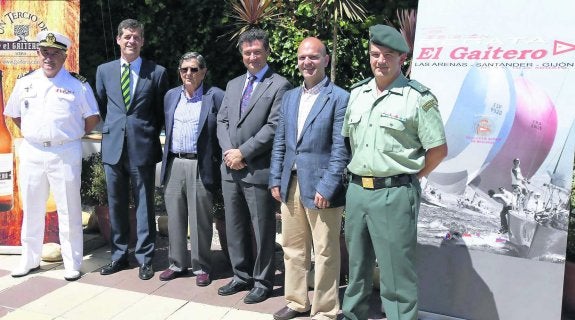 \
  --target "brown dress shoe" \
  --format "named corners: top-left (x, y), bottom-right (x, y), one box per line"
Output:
top-left (195, 273), bottom-right (211, 286)
top-left (159, 269), bottom-right (188, 281)
top-left (273, 306), bottom-right (305, 320)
